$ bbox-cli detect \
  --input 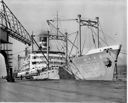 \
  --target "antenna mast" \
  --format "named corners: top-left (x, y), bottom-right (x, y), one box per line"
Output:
top-left (57, 11), bottom-right (59, 37)
top-left (96, 17), bottom-right (99, 48)
top-left (78, 14), bottom-right (82, 56)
